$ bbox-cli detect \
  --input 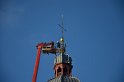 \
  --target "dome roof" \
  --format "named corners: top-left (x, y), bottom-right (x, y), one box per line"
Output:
top-left (47, 75), bottom-right (80, 82)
